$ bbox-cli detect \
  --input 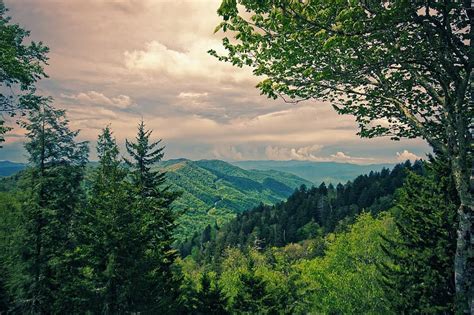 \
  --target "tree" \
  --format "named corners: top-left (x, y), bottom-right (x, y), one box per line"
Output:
top-left (194, 273), bottom-right (228, 315)
top-left (297, 213), bottom-right (396, 314)
top-left (0, 1), bottom-right (49, 146)
top-left (0, 192), bottom-right (20, 311)
top-left (125, 120), bottom-right (181, 313)
top-left (13, 103), bottom-right (88, 313)
top-left (81, 126), bottom-right (139, 313)
top-left (211, 0), bottom-right (473, 309)
top-left (380, 160), bottom-right (458, 313)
